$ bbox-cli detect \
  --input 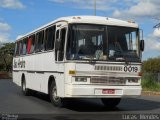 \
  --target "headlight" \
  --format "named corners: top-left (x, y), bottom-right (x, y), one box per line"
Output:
top-left (75, 77), bottom-right (87, 82)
